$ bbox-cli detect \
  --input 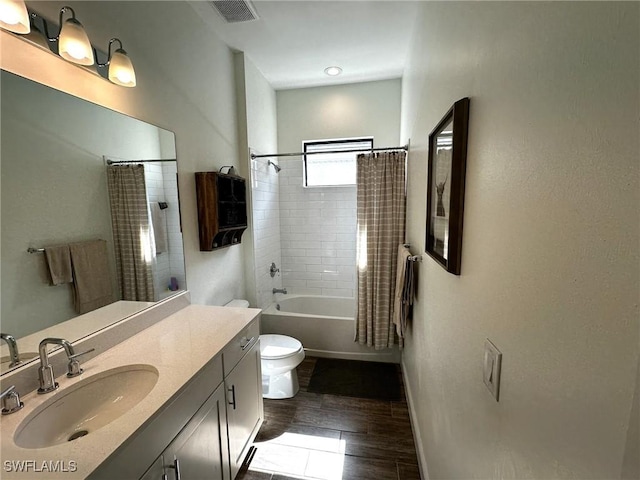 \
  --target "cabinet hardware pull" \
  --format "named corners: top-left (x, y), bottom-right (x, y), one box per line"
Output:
top-left (228, 385), bottom-right (236, 409)
top-left (162, 475), bottom-right (168, 480)
top-left (240, 336), bottom-right (255, 350)
top-left (168, 458), bottom-right (181, 480)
